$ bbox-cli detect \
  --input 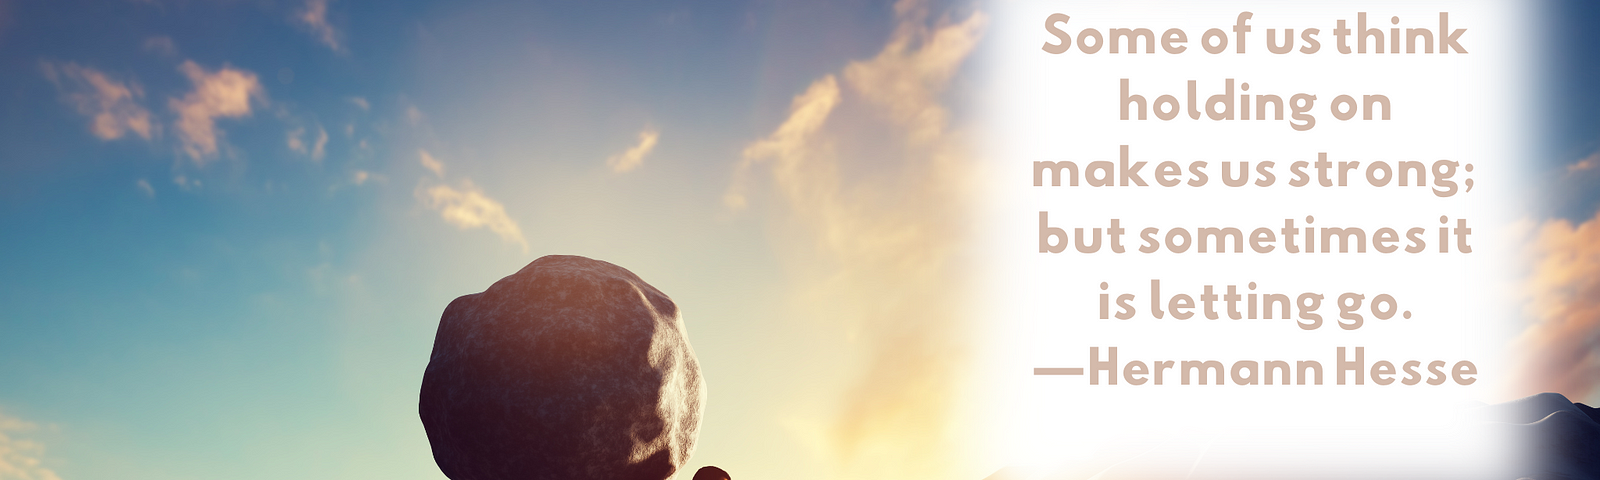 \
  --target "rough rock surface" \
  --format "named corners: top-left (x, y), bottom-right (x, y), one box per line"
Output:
top-left (692, 466), bottom-right (731, 480)
top-left (420, 255), bottom-right (705, 480)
